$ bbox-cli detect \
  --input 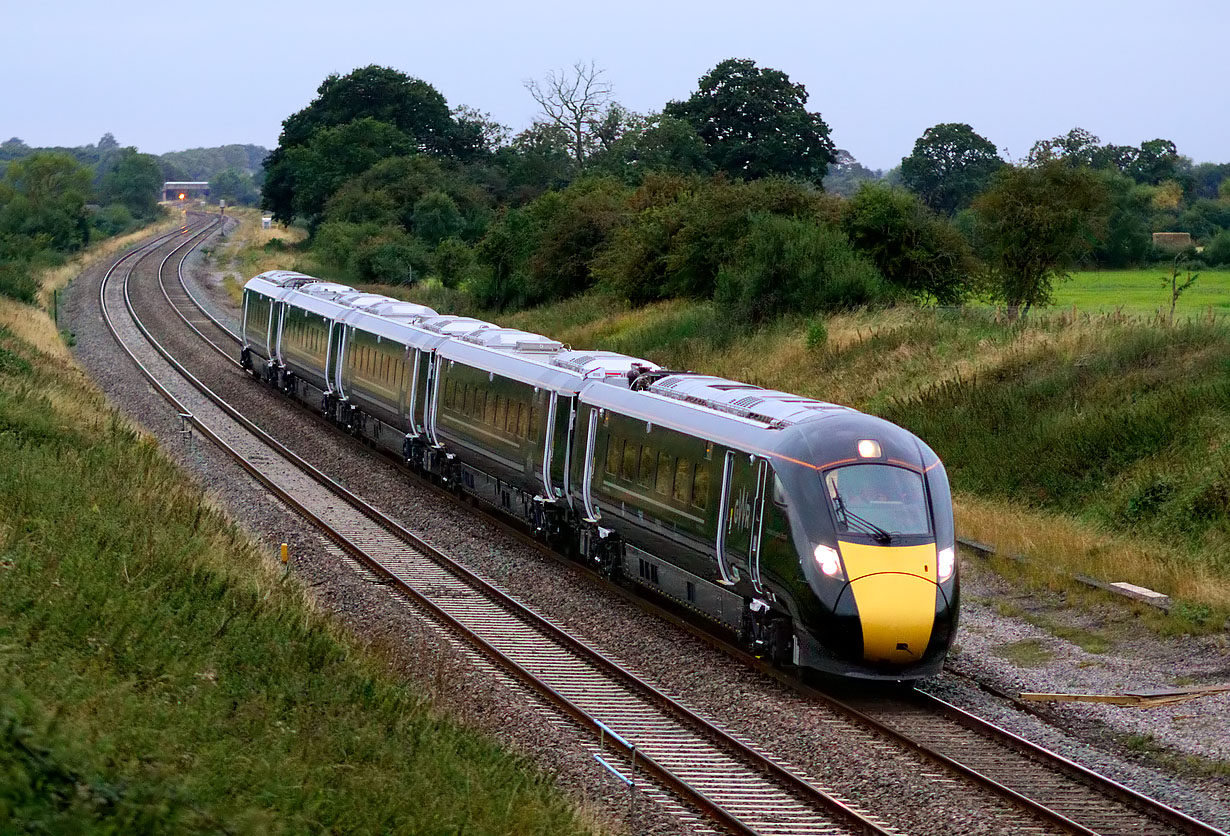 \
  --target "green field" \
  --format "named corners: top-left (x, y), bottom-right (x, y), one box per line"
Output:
top-left (1054, 268), bottom-right (1230, 319)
